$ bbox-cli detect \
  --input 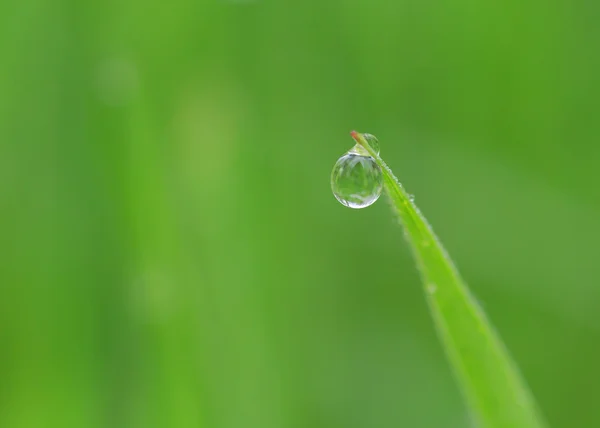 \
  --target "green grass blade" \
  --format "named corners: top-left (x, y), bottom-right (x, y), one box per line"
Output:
top-left (352, 132), bottom-right (546, 428)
